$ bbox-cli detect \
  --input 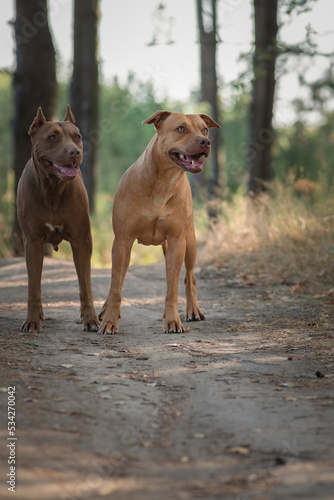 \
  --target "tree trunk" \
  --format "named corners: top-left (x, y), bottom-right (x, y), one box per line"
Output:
top-left (196, 0), bottom-right (220, 216)
top-left (12, 0), bottom-right (57, 255)
top-left (70, 0), bottom-right (99, 213)
top-left (248, 0), bottom-right (278, 196)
